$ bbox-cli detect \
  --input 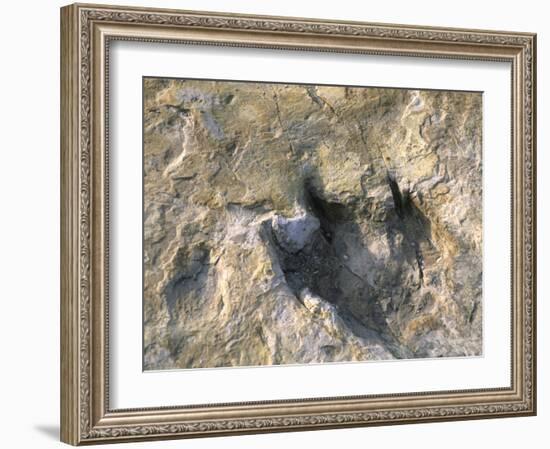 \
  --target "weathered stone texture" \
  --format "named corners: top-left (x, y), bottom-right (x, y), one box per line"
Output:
top-left (143, 78), bottom-right (482, 370)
